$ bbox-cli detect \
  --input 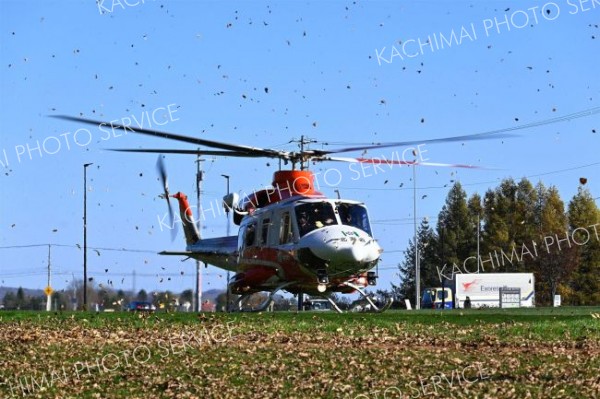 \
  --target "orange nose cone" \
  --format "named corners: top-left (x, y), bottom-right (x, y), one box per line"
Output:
top-left (273, 170), bottom-right (316, 195)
